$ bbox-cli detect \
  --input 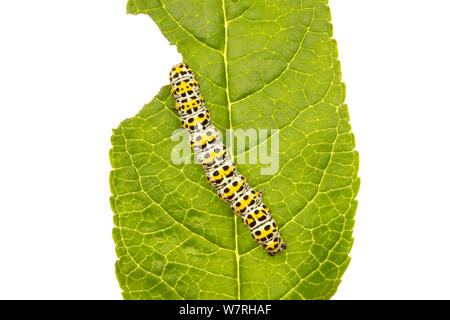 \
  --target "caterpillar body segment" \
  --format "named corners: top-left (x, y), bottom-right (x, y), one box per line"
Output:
top-left (169, 62), bottom-right (286, 256)
top-left (205, 162), bottom-right (237, 188)
top-left (217, 174), bottom-right (248, 204)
